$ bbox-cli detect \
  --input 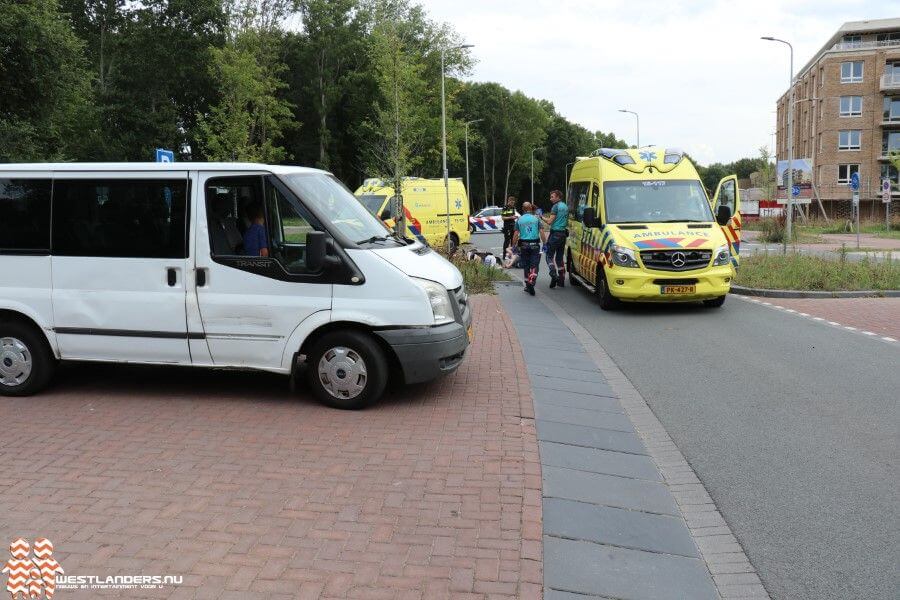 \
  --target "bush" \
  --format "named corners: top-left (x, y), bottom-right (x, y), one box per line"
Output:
top-left (435, 248), bottom-right (512, 294)
top-left (757, 216), bottom-right (795, 243)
